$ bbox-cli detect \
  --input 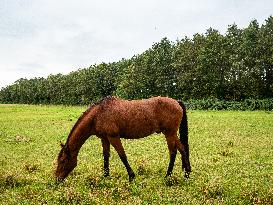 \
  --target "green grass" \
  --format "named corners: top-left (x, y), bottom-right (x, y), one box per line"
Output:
top-left (0, 104), bottom-right (272, 204)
